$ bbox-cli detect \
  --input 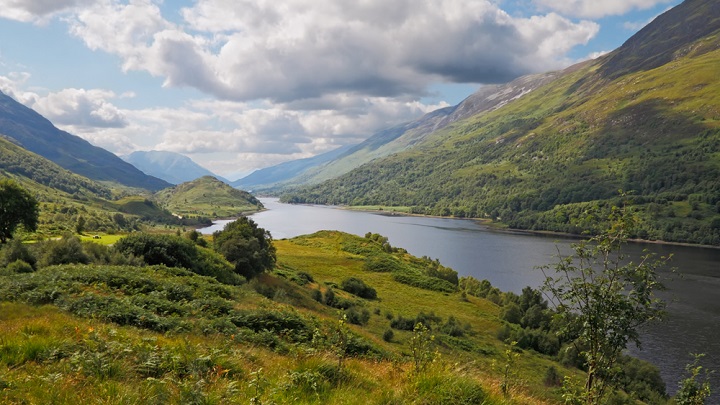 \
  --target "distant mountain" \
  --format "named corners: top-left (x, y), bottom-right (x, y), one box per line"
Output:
top-left (155, 176), bottom-right (263, 218)
top-left (0, 91), bottom-right (170, 191)
top-left (285, 0), bottom-right (720, 246)
top-left (237, 71), bottom-right (561, 192)
top-left (232, 144), bottom-right (353, 190)
top-left (123, 150), bottom-right (227, 185)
